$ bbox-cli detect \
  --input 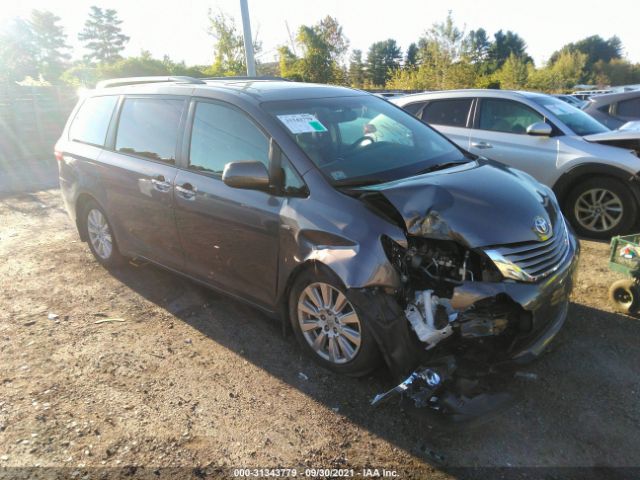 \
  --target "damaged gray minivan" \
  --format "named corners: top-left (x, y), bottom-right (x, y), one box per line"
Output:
top-left (57, 77), bottom-right (579, 418)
